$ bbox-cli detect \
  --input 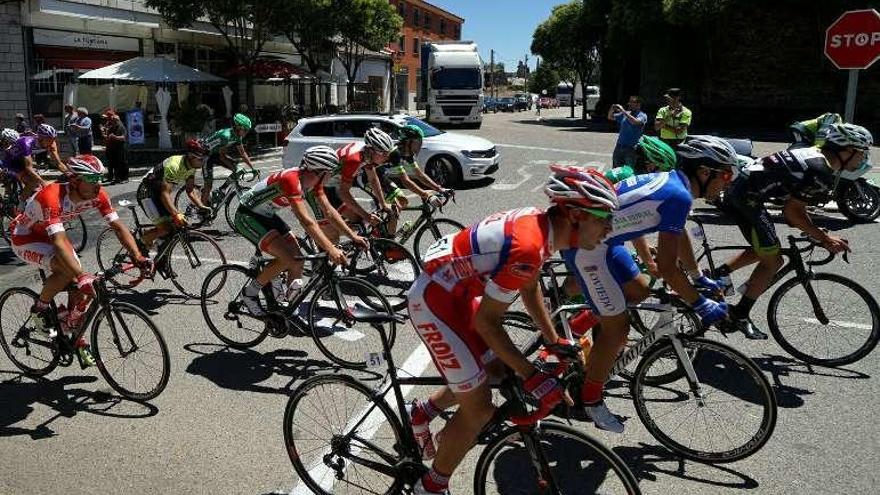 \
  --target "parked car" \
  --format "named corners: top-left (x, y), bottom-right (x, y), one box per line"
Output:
top-left (496, 97), bottom-right (516, 112)
top-left (514, 93), bottom-right (532, 111)
top-left (482, 97), bottom-right (498, 113)
top-left (283, 114), bottom-right (501, 187)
